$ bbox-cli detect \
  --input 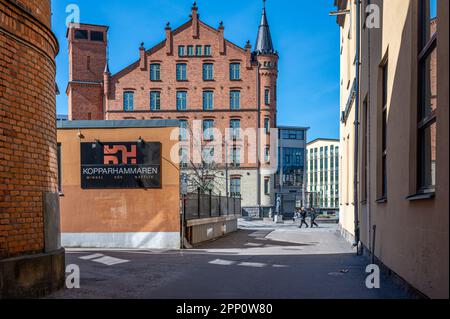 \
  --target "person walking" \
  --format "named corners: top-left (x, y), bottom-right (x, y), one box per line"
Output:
top-left (298, 207), bottom-right (309, 229)
top-left (310, 208), bottom-right (319, 228)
